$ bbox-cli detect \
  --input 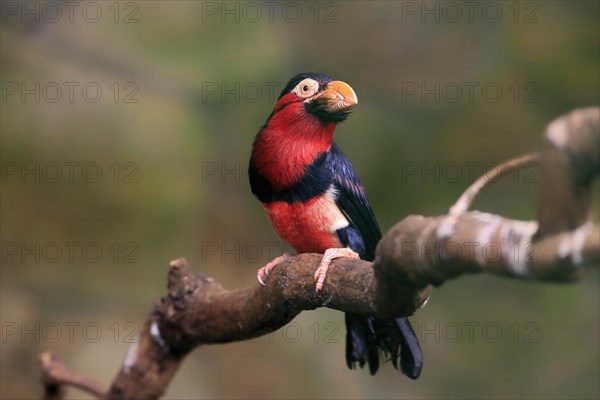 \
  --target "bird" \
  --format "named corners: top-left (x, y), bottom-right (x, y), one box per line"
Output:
top-left (248, 72), bottom-right (422, 378)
